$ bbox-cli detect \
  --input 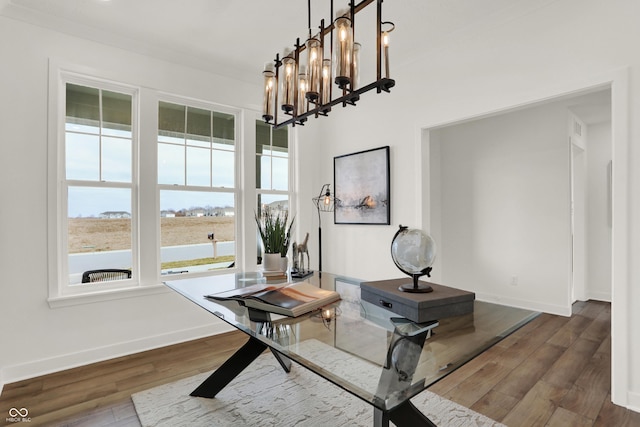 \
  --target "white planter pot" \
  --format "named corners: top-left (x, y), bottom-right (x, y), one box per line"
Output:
top-left (280, 256), bottom-right (288, 272)
top-left (263, 253), bottom-right (282, 271)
